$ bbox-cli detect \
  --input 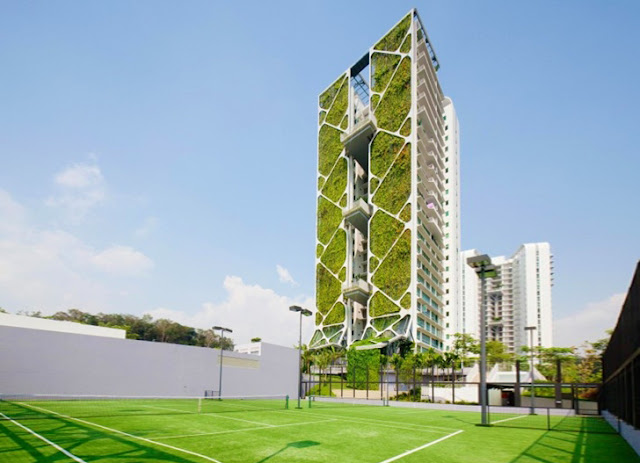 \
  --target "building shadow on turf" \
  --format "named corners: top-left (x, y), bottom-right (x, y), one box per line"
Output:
top-left (255, 440), bottom-right (320, 463)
